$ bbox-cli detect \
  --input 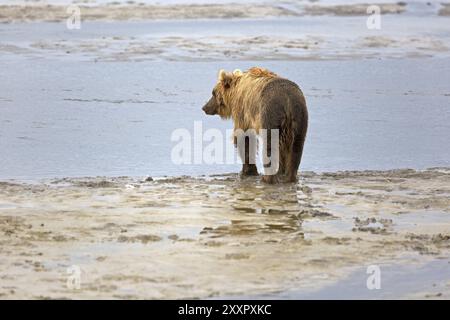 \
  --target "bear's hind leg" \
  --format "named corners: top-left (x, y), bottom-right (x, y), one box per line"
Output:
top-left (286, 134), bottom-right (305, 183)
top-left (242, 163), bottom-right (258, 176)
top-left (261, 128), bottom-right (281, 184)
top-left (278, 151), bottom-right (287, 176)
